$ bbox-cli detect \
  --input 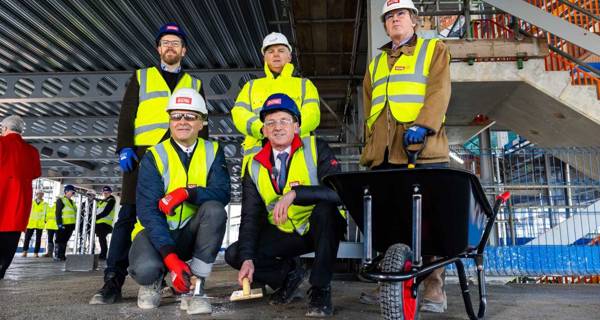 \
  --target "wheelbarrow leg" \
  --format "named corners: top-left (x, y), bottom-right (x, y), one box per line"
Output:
top-left (455, 256), bottom-right (487, 320)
